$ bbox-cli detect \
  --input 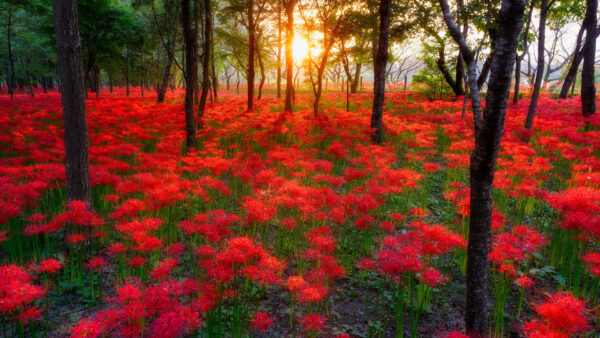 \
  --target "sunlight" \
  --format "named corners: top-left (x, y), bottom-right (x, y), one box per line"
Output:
top-left (292, 36), bottom-right (309, 62)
